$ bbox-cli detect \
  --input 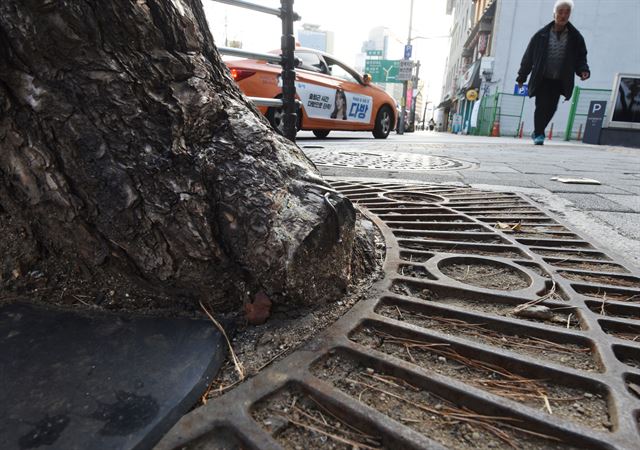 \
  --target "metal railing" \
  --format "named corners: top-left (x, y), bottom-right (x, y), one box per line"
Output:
top-left (212, 0), bottom-right (299, 141)
top-left (564, 86), bottom-right (611, 141)
top-left (217, 47), bottom-right (282, 64)
top-left (474, 92), bottom-right (525, 137)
